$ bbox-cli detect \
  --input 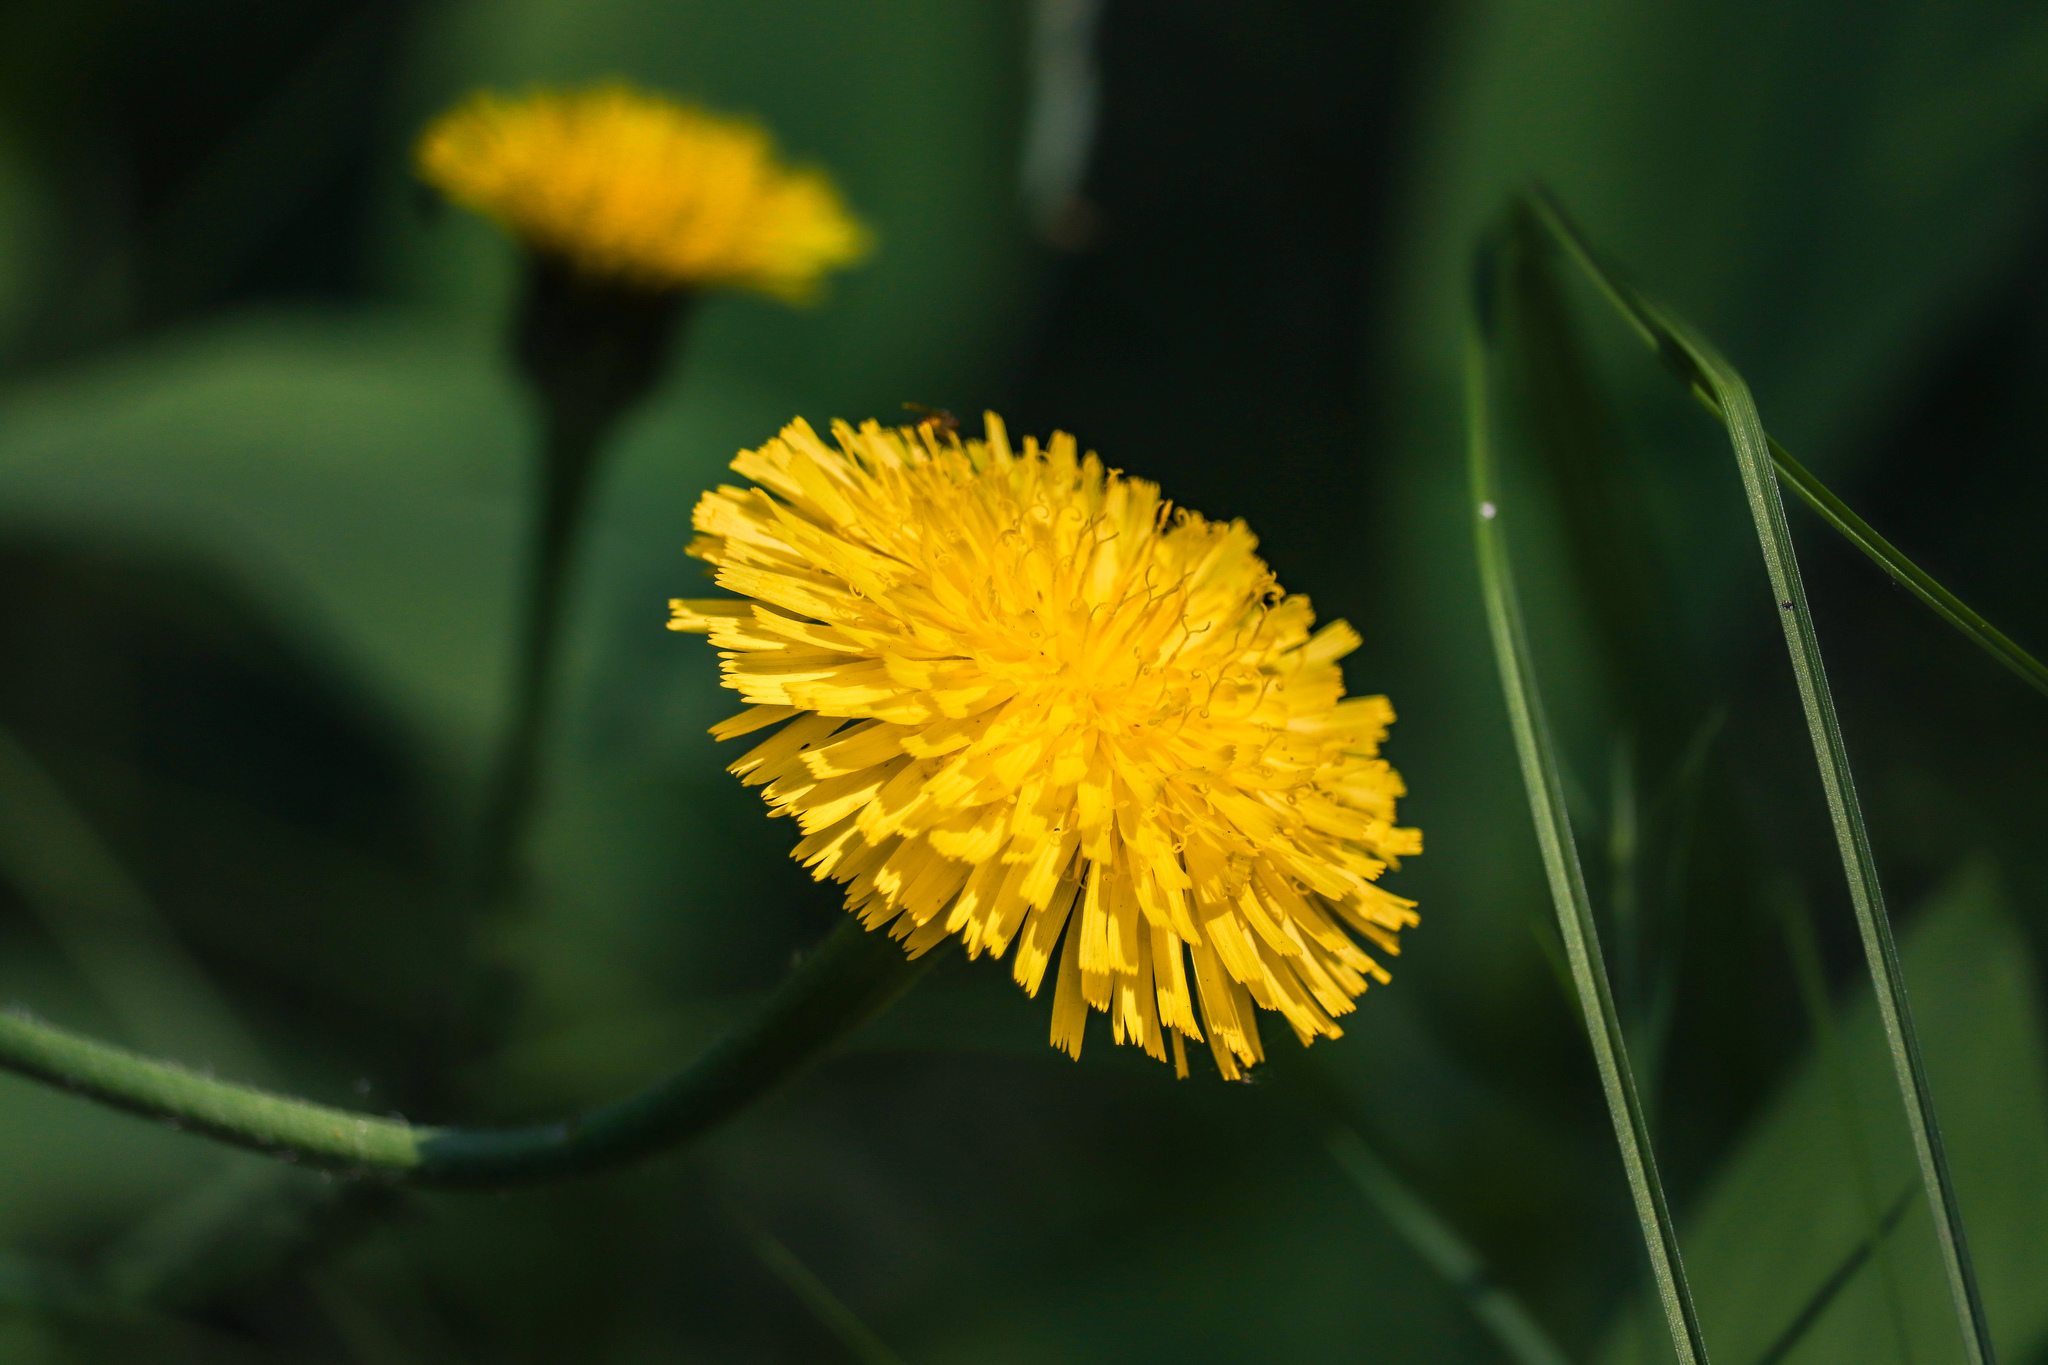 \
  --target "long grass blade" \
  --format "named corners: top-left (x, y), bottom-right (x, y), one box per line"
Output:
top-left (1491, 203), bottom-right (1691, 747)
top-left (1764, 442), bottom-right (2048, 699)
top-left (1464, 312), bottom-right (1711, 1365)
top-left (1521, 188), bottom-right (1997, 1365)
top-left (1325, 1127), bottom-right (1573, 1365)
top-left (726, 1206), bottom-right (909, 1365)
top-left (0, 723), bottom-right (272, 1079)
top-left (1524, 190), bottom-right (2048, 703)
top-left (1778, 882), bottom-right (1916, 1364)
top-left (1753, 1182), bottom-right (1918, 1365)
top-left (1641, 709), bottom-right (1724, 1125)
